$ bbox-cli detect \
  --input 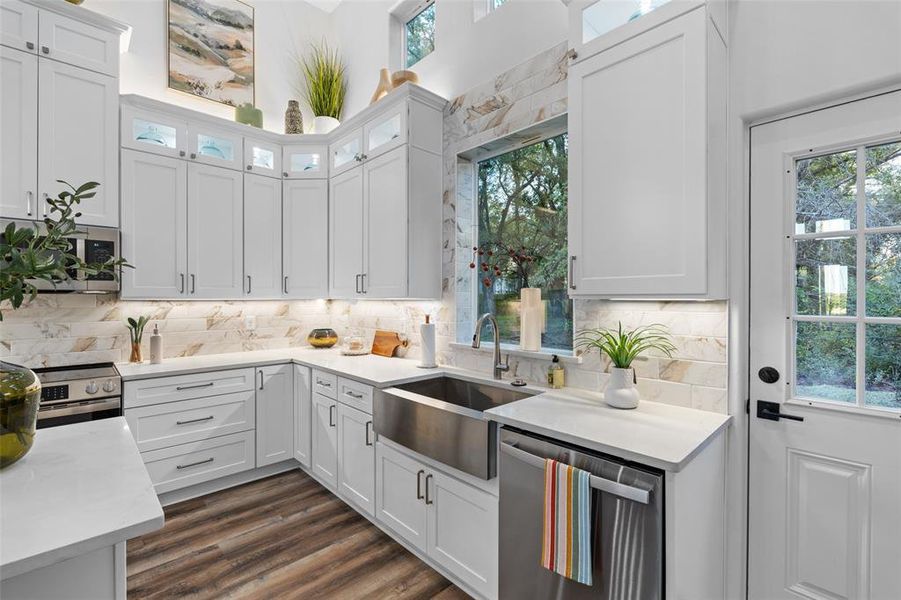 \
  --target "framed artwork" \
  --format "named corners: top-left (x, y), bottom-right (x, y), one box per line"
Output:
top-left (167, 0), bottom-right (254, 107)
